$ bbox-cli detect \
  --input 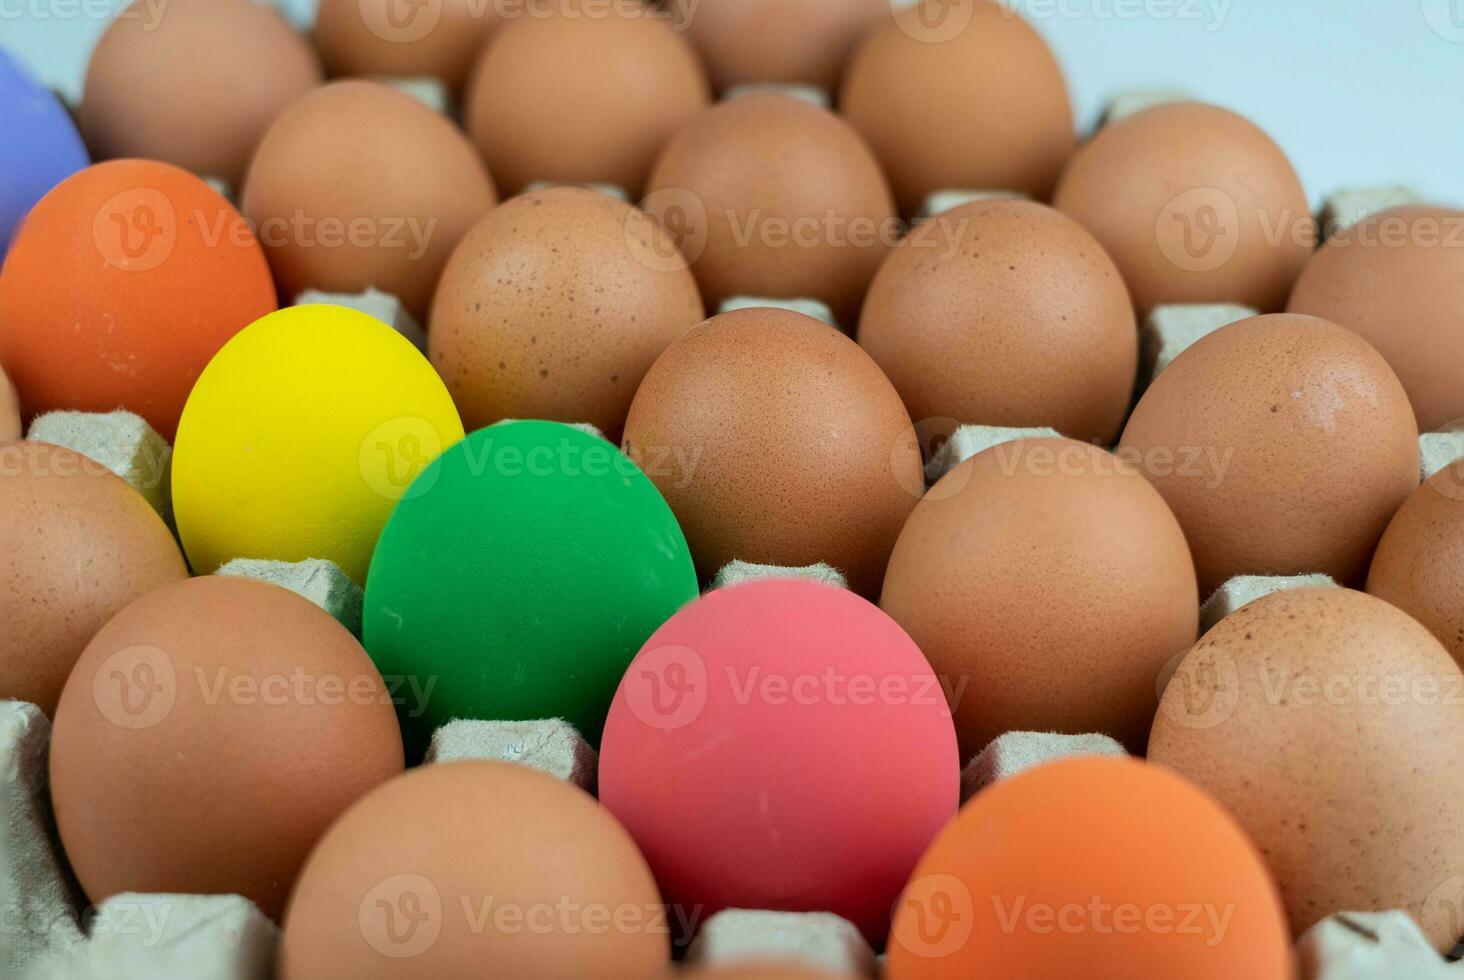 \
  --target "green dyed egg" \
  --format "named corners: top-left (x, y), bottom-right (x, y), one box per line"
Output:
top-left (363, 420), bottom-right (698, 758)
